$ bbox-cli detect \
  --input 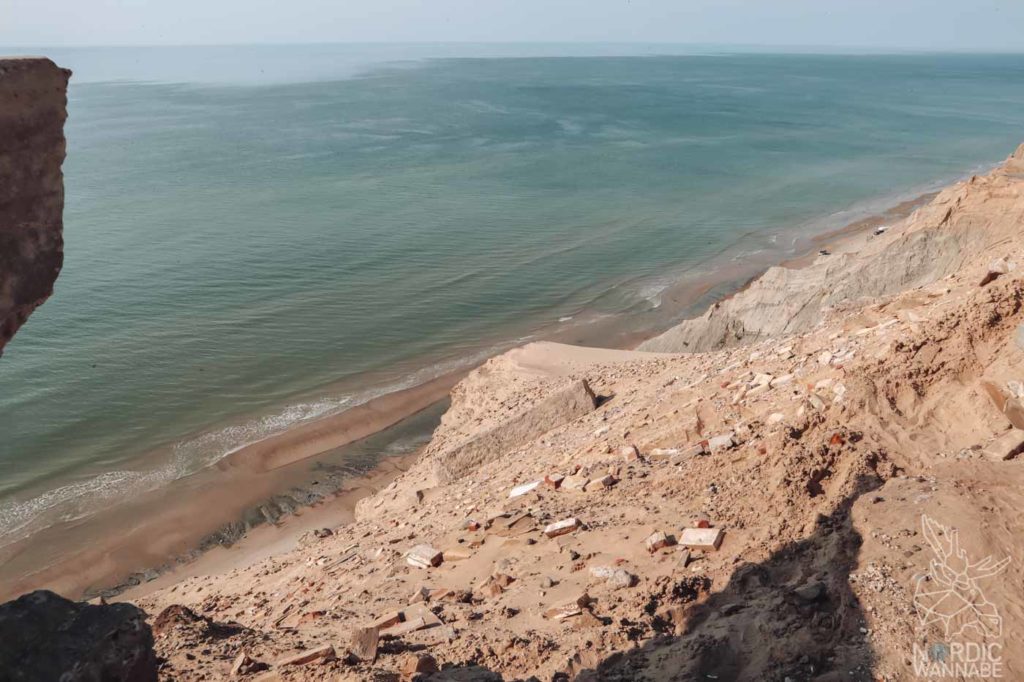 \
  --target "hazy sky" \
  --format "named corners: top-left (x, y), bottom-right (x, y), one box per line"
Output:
top-left (3, 0), bottom-right (1024, 51)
